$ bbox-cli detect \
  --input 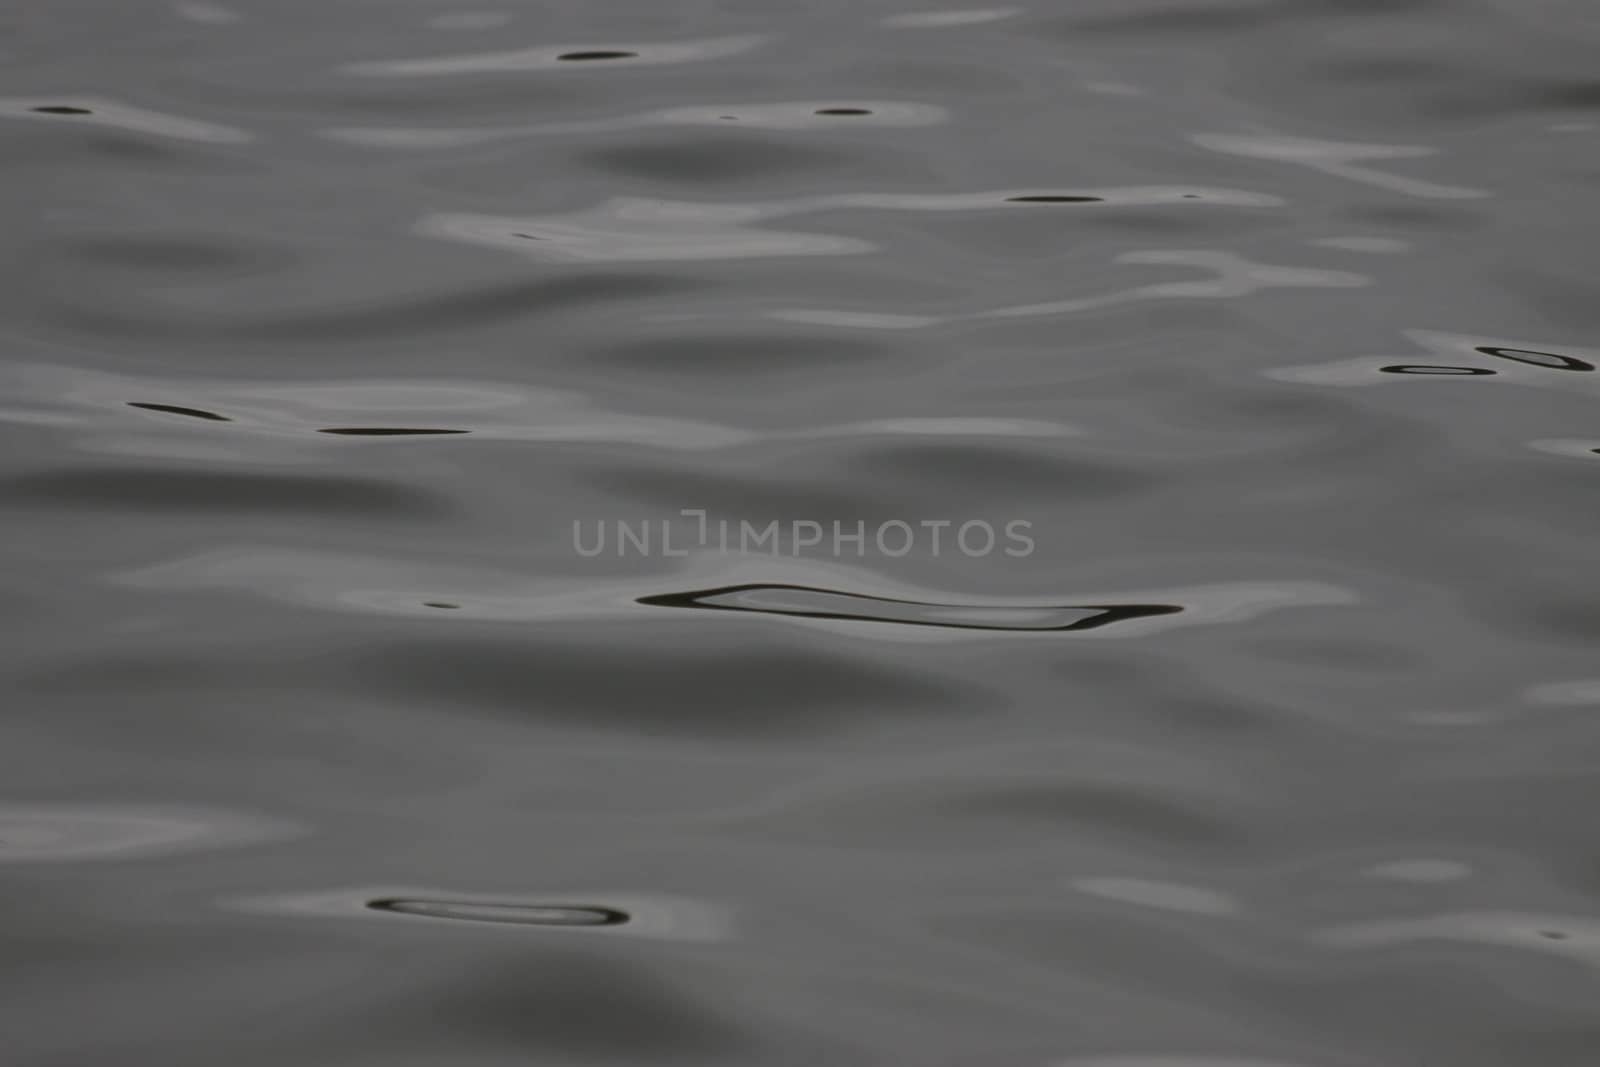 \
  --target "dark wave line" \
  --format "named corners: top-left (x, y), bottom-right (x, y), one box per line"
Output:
top-left (638, 583), bottom-right (1182, 632)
